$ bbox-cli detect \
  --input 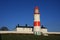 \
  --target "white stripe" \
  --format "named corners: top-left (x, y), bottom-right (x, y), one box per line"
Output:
top-left (34, 26), bottom-right (41, 31)
top-left (34, 20), bottom-right (40, 21)
top-left (34, 14), bottom-right (40, 21)
top-left (34, 26), bottom-right (41, 28)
